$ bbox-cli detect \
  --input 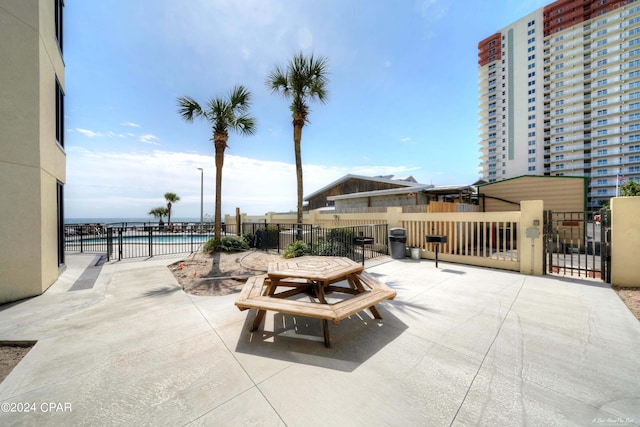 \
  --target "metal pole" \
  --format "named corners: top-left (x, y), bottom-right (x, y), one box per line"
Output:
top-left (197, 168), bottom-right (204, 225)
